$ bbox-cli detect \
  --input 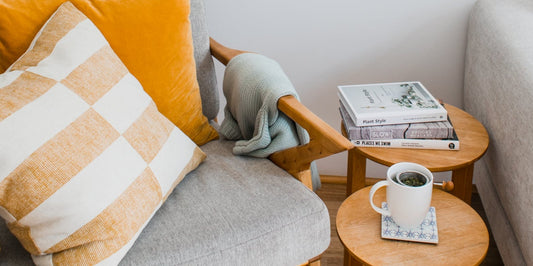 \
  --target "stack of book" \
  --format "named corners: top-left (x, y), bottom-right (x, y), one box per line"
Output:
top-left (338, 81), bottom-right (459, 150)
